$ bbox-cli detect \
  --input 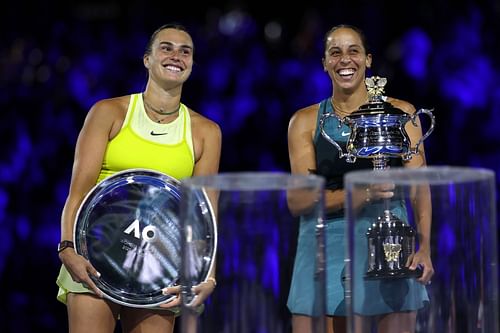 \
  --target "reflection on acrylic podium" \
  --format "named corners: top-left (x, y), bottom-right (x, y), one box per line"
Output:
top-left (179, 172), bottom-right (326, 333)
top-left (344, 166), bottom-right (499, 333)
